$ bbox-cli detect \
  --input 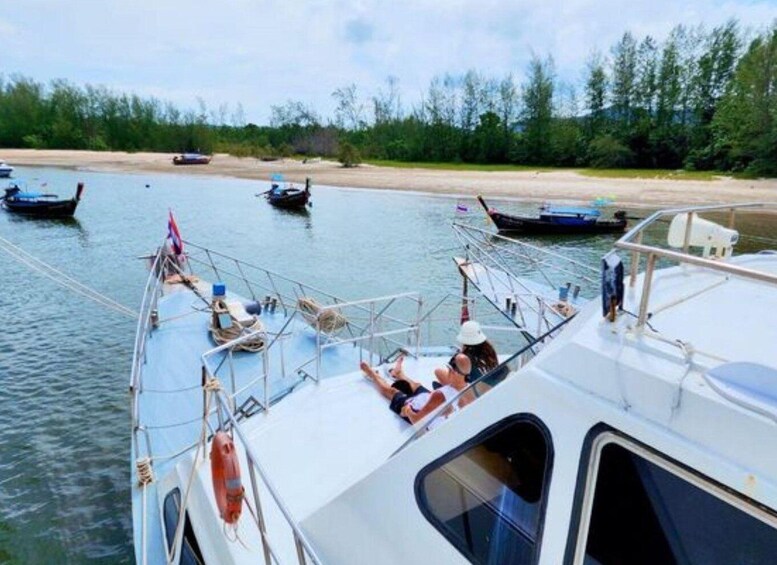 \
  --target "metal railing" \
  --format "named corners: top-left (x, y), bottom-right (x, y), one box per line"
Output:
top-left (394, 314), bottom-right (579, 454)
top-left (210, 388), bottom-right (325, 565)
top-left (452, 222), bottom-right (597, 338)
top-left (614, 202), bottom-right (777, 328)
top-left (130, 237), bottom-right (582, 564)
